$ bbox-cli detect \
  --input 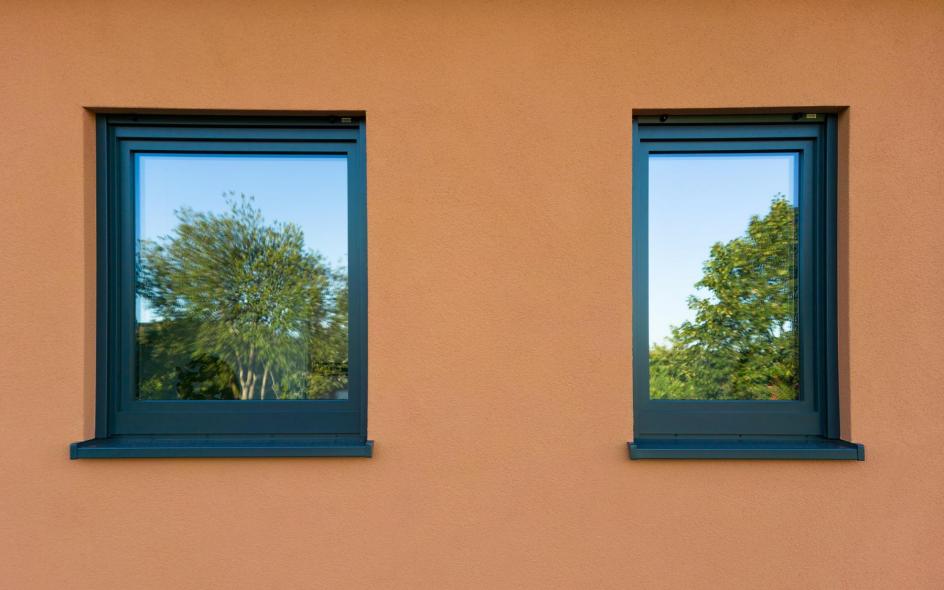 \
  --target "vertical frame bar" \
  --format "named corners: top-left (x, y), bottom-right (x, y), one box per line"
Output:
top-left (349, 120), bottom-right (369, 441)
top-left (94, 115), bottom-right (111, 438)
top-left (630, 118), bottom-right (650, 438)
top-left (823, 115), bottom-right (840, 438)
